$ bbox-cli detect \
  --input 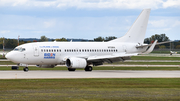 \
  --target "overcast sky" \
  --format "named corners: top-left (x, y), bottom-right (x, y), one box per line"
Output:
top-left (0, 0), bottom-right (180, 40)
